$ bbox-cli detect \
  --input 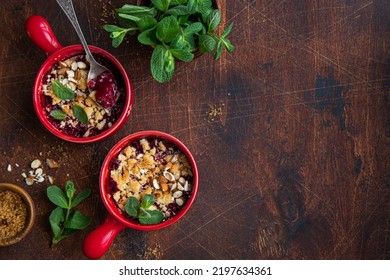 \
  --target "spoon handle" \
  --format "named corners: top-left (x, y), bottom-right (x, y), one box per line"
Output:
top-left (56, 0), bottom-right (95, 63)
